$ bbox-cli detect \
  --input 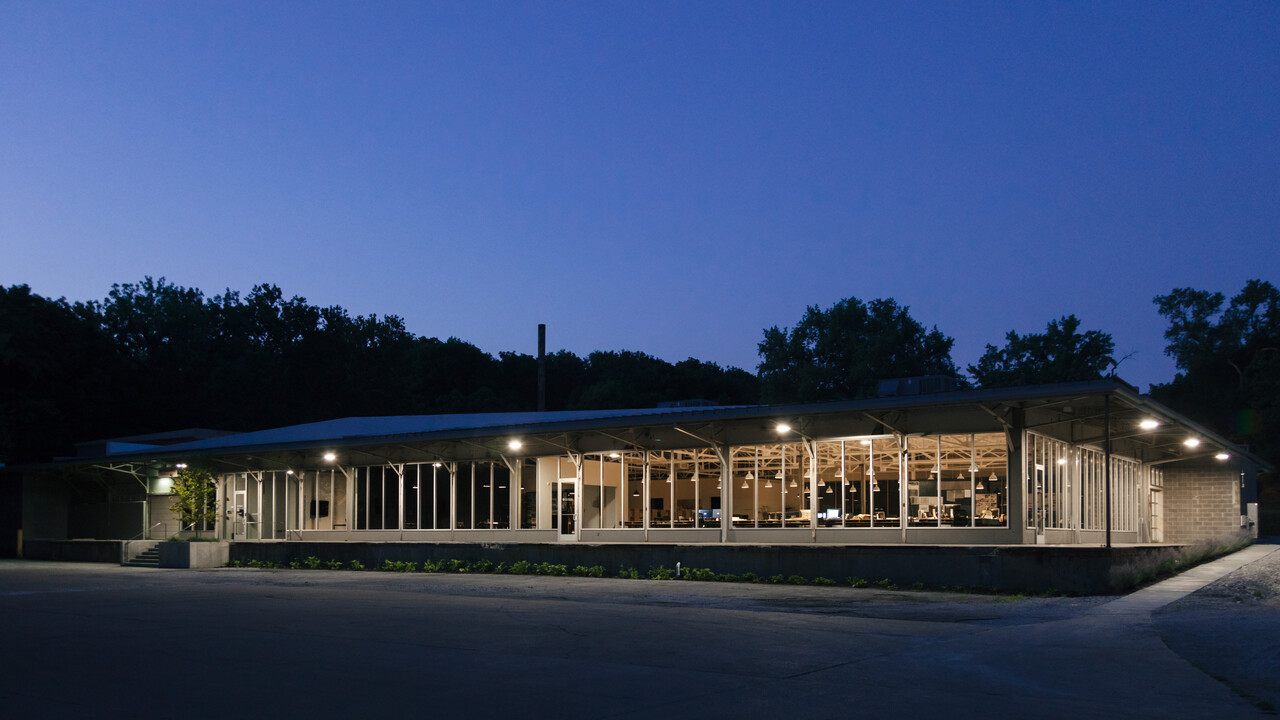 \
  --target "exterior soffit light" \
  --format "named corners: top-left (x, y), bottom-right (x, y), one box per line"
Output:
top-left (1140, 419), bottom-right (1159, 430)
top-left (776, 423), bottom-right (791, 434)
top-left (1215, 452), bottom-right (1231, 460)
top-left (175, 463), bottom-right (188, 469)
top-left (608, 452), bottom-right (620, 459)
top-left (1184, 438), bottom-right (1201, 448)
top-left (508, 439), bottom-right (523, 451)
top-left (323, 452), bottom-right (337, 462)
